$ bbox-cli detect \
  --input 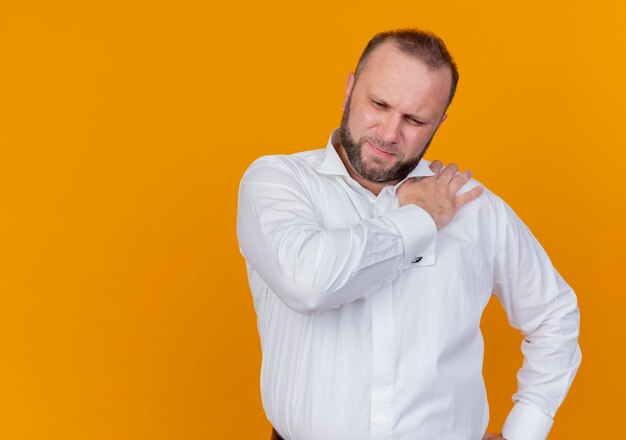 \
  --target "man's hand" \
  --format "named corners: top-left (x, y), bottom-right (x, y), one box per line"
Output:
top-left (397, 160), bottom-right (483, 230)
top-left (482, 434), bottom-right (506, 440)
